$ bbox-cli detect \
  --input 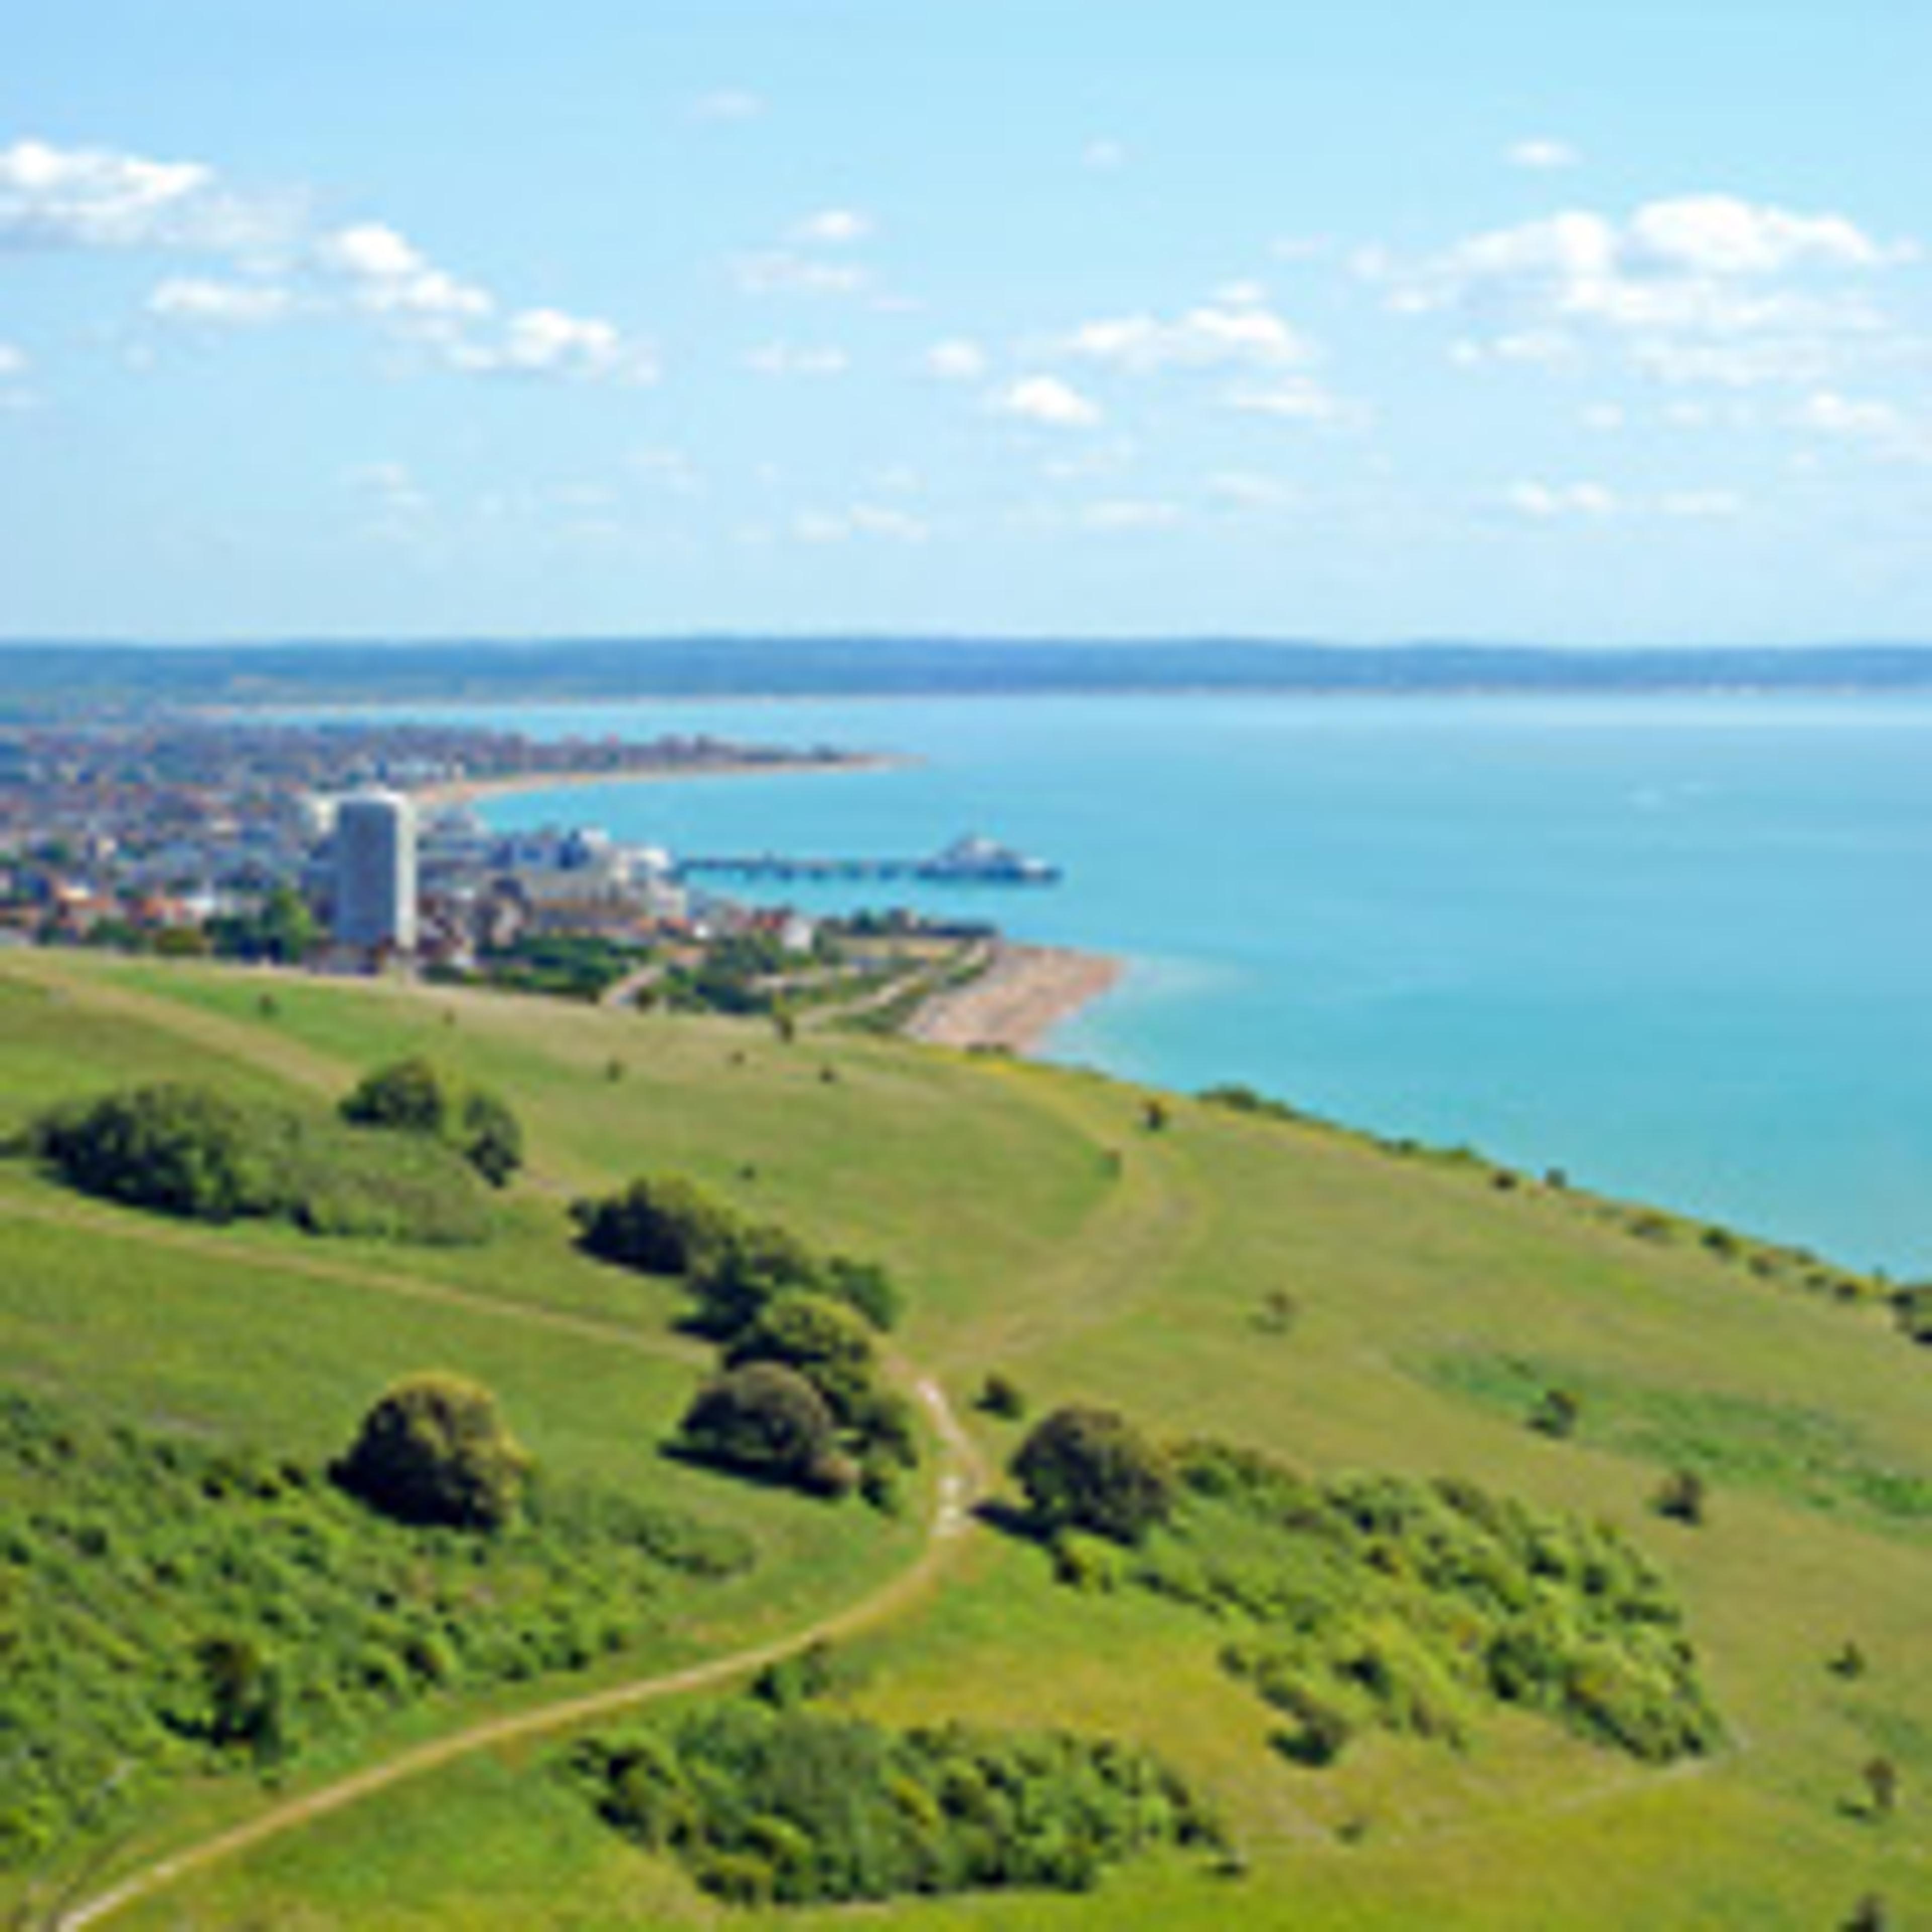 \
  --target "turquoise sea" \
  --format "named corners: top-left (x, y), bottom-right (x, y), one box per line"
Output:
top-left (421, 692), bottom-right (1930, 1278)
